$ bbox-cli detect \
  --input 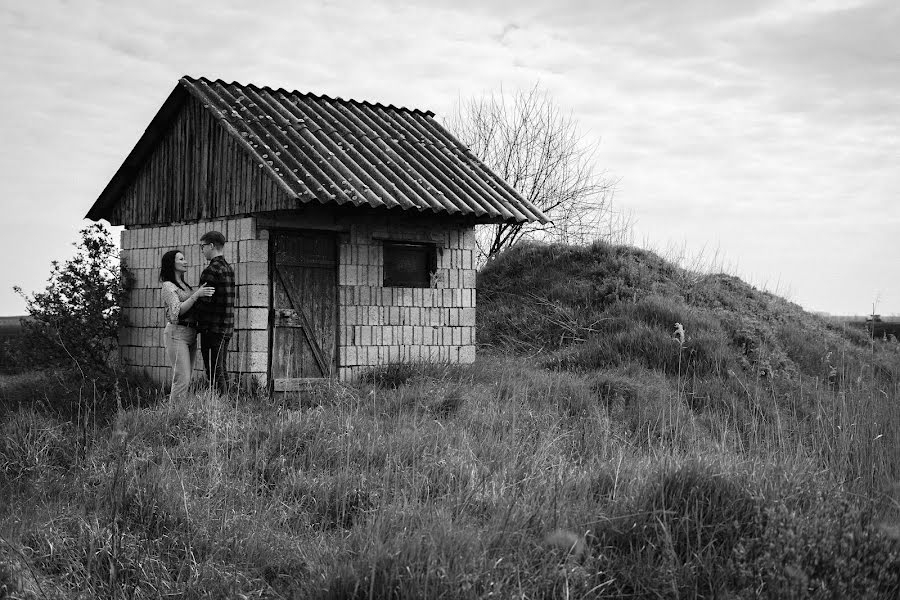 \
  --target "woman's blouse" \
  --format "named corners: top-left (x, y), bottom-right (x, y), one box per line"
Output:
top-left (161, 281), bottom-right (194, 325)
